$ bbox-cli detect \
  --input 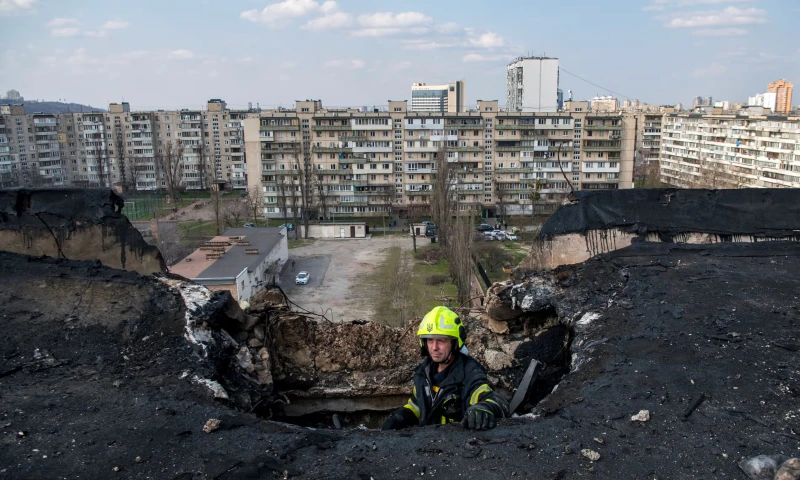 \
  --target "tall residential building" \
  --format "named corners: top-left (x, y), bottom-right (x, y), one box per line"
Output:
top-left (748, 92), bottom-right (777, 111)
top-left (506, 57), bottom-right (560, 112)
top-left (660, 112), bottom-right (800, 188)
top-left (692, 96), bottom-right (713, 108)
top-left (767, 79), bottom-right (793, 114)
top-left (244, 98), bottom-right (635, 220)
top-left (410, 81), bottom-right (466, 113)
top-left (635, 113), bottom-right (663, 164)
top-left (590, 96), bottom-right (619, 112)
top-left (0, 99), bottom-right (253, 191)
